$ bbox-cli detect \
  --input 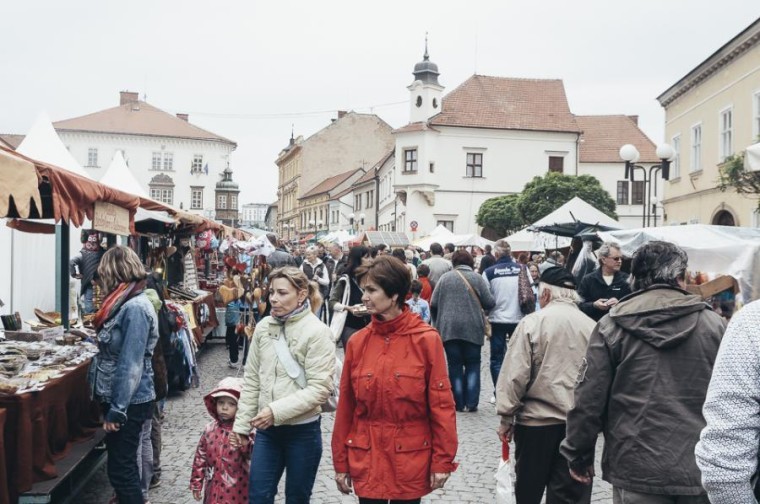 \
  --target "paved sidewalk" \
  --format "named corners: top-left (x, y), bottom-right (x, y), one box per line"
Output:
top-left (79, 338), bottom-right (611, 503)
